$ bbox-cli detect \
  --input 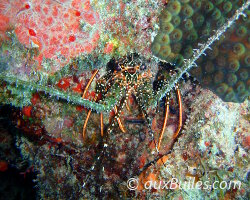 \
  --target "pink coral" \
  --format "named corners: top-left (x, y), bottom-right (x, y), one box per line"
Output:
top-left (0, 0), bottom-right (101, 72)
top-left (0, 14), bottom-right (9, 39)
